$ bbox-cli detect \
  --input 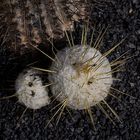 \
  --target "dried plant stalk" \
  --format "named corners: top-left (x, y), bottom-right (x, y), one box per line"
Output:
top-left (0, 0), bottom-right (90, 53)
